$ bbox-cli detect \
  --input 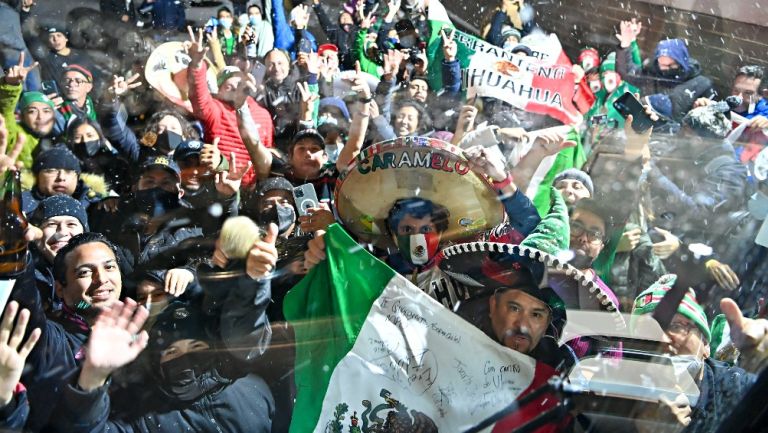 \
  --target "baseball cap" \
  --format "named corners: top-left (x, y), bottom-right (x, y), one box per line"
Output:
top-left (292, 129), bottom-right (325, 148)
top-left (140, 156), bottom-right (181, 179)
top-left (173, 140), bottom-right (204, 163)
